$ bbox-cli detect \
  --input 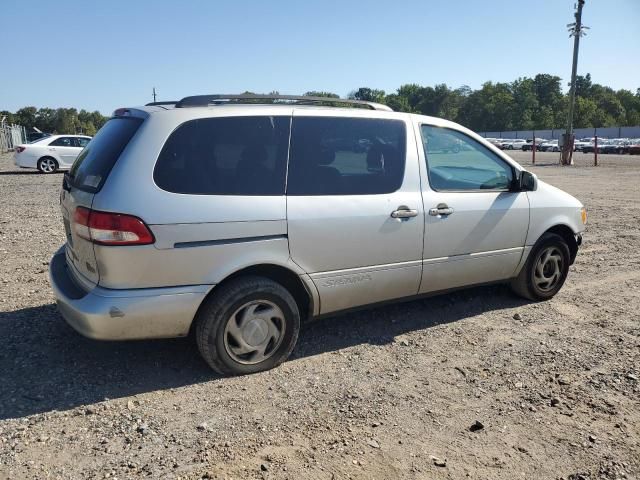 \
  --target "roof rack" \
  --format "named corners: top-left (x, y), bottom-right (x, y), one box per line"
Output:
top-left (173, 94), bottom-right (393, 111)
top-left (145, 101), bottom-right (179, 106)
